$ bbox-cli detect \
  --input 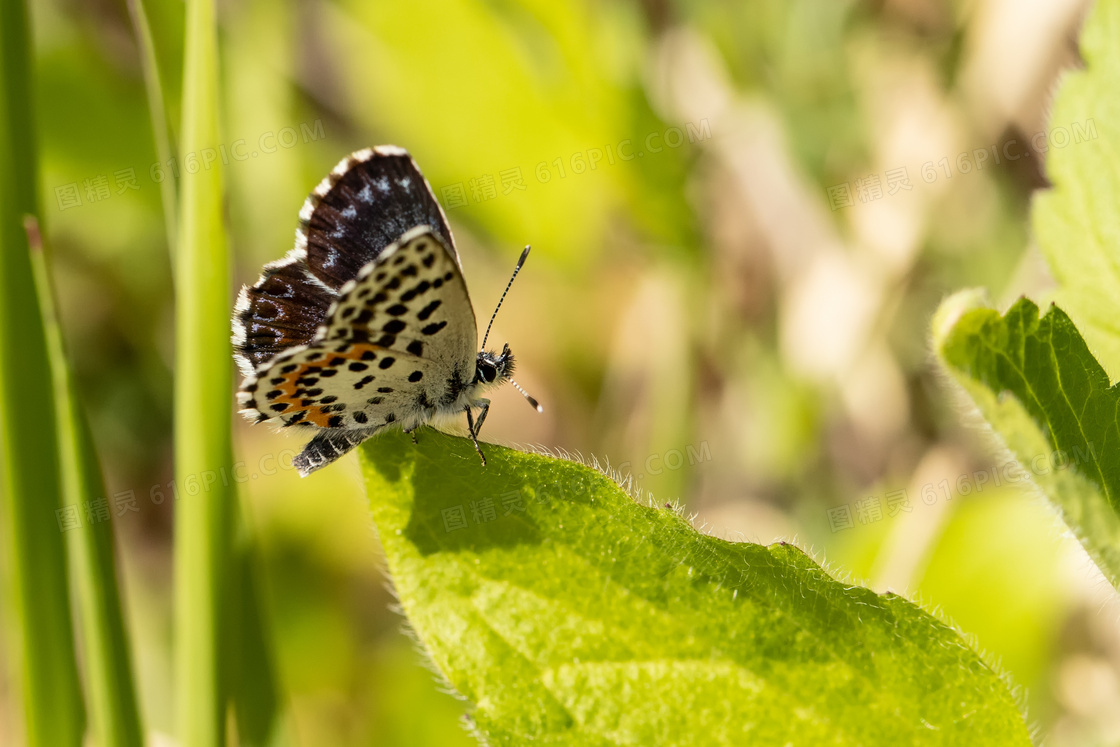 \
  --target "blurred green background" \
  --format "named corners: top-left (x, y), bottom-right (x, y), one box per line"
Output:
top-left (5, 0), bottom-right (1119, 744)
